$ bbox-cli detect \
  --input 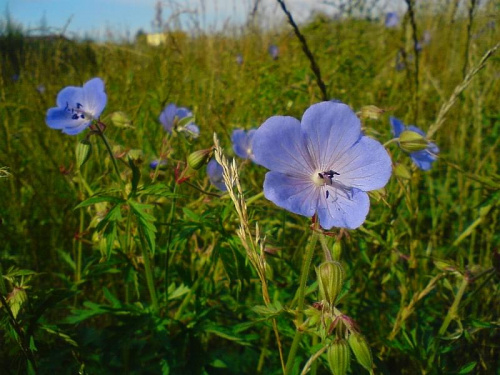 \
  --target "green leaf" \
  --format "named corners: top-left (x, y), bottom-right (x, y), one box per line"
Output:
top-left (458, 362), bottom-right (476, 374)
top-left (75, 195), bottom-right (125, 209)
top-left (129, 200), bottom-right (157, 254)
top-left (128, 157), bottom-right (141, 197)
